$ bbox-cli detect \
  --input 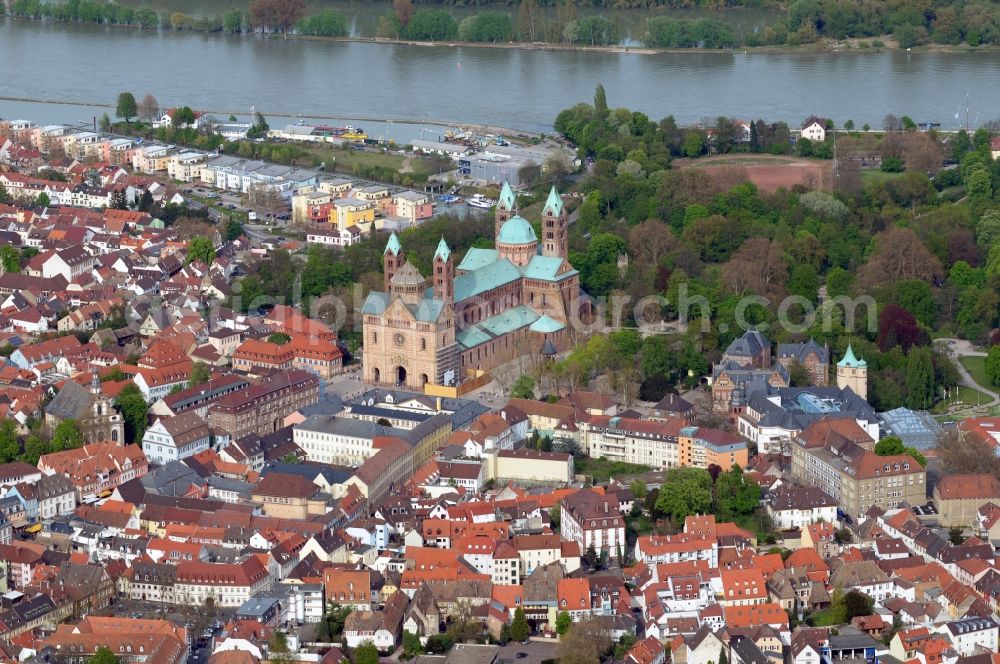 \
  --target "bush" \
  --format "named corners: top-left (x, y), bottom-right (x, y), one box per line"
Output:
top-left (881, 156), bottom-right (904, 172)
top-left (405, 9), bottom-right (457, 40)
top-left (297, 10), bottom-right (348, 36)
top-left (458, 10), bottom-right (512, 42)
